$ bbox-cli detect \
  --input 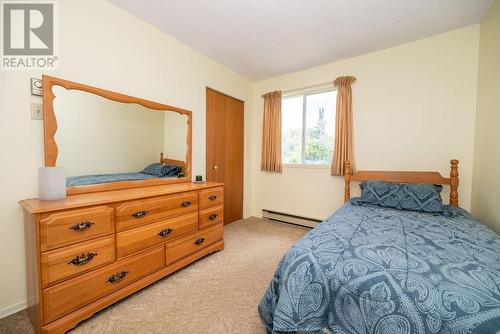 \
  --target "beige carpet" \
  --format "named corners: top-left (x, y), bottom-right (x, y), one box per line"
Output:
top-left (0, 218), bottom-right (309, 334)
